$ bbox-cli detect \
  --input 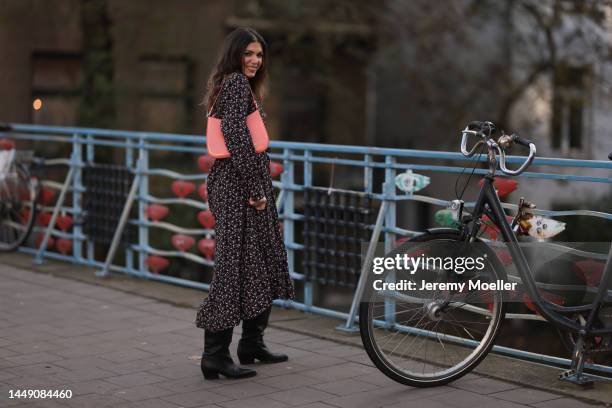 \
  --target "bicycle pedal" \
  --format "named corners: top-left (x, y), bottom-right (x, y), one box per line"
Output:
top-left (558, 369), bottom-right (596, 387)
